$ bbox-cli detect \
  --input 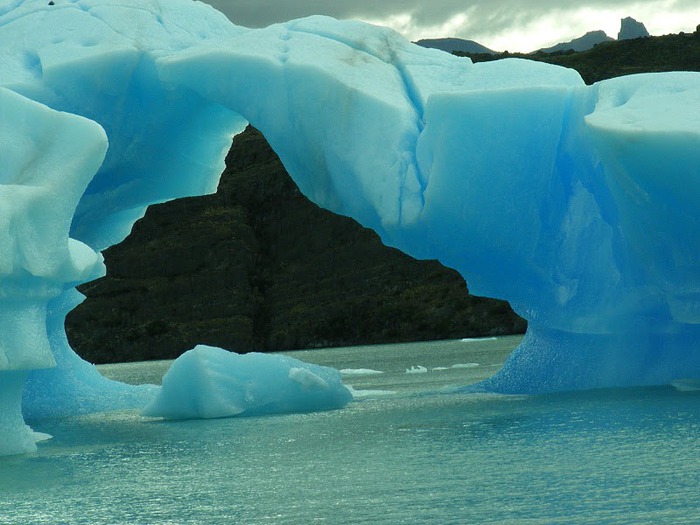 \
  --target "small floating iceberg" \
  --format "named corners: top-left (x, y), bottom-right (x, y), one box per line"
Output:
top-left (340, 368), bottom-right (385, 376)
top-left (406, 365), bottom-right (428, 374)
top-left (432, 363), bottom-right (480, 371)
top-left (460, 337), bottom-right (498, 343)
top-left (142, 346), bottom-right (353, 420)
top-left (347, 386), bottom-right (397, 399)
